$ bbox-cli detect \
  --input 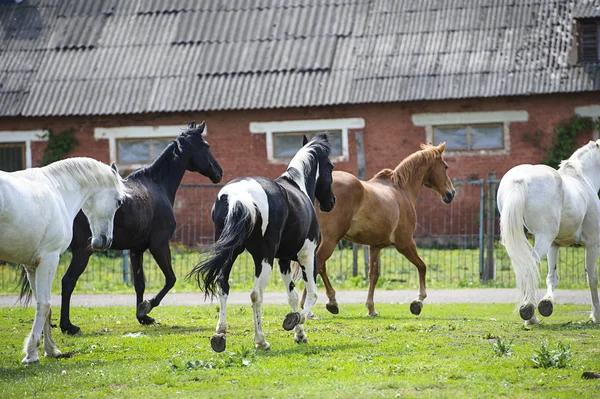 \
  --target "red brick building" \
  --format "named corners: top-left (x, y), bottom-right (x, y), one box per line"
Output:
top-left (1, 1), bottom-right (599, 243)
